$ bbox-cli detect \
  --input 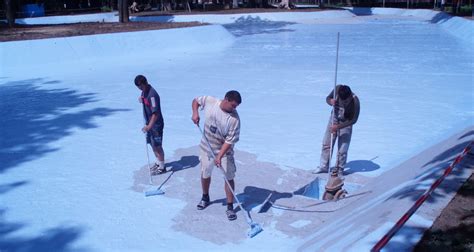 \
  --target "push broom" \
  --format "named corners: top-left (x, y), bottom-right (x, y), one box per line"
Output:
top-left (144, 139), bottom-right (165, 197)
